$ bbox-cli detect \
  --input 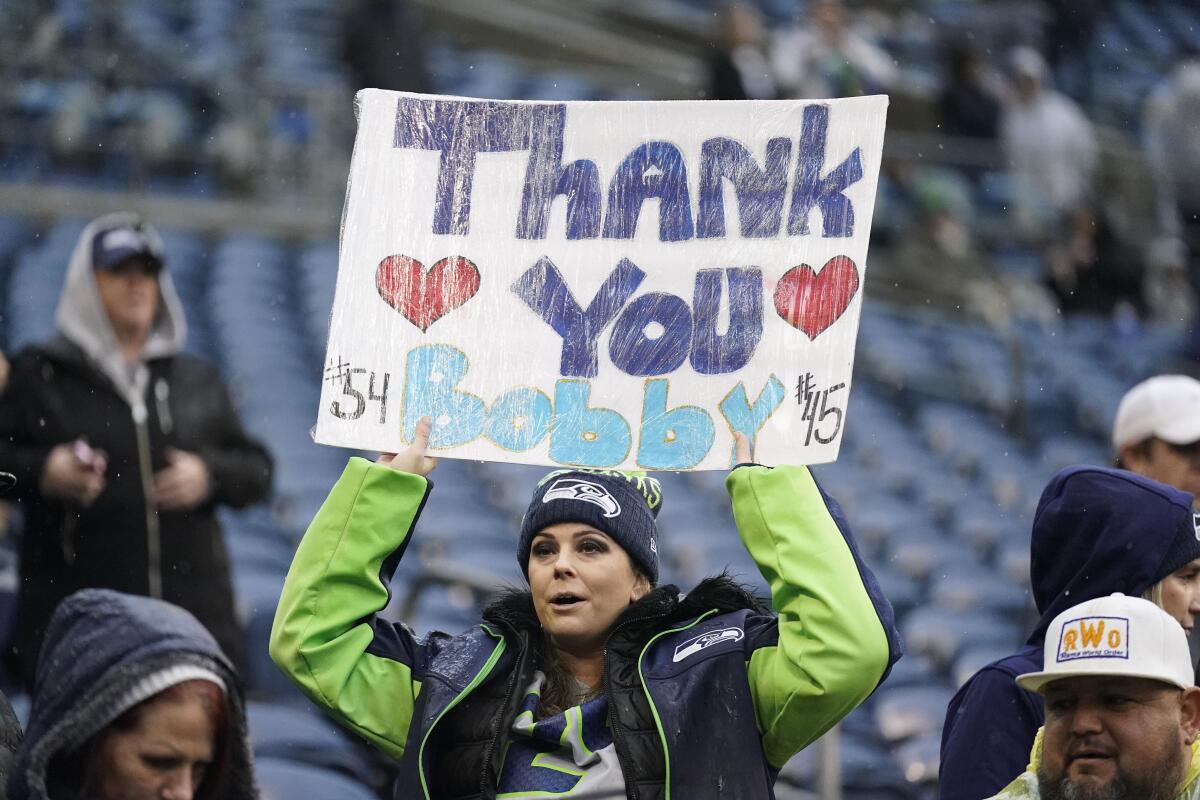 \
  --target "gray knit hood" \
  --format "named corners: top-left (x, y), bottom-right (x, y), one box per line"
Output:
top-left (55, 212), bottom-right (187, 404)
top-left (8, 589), bottom-right (258, 799)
